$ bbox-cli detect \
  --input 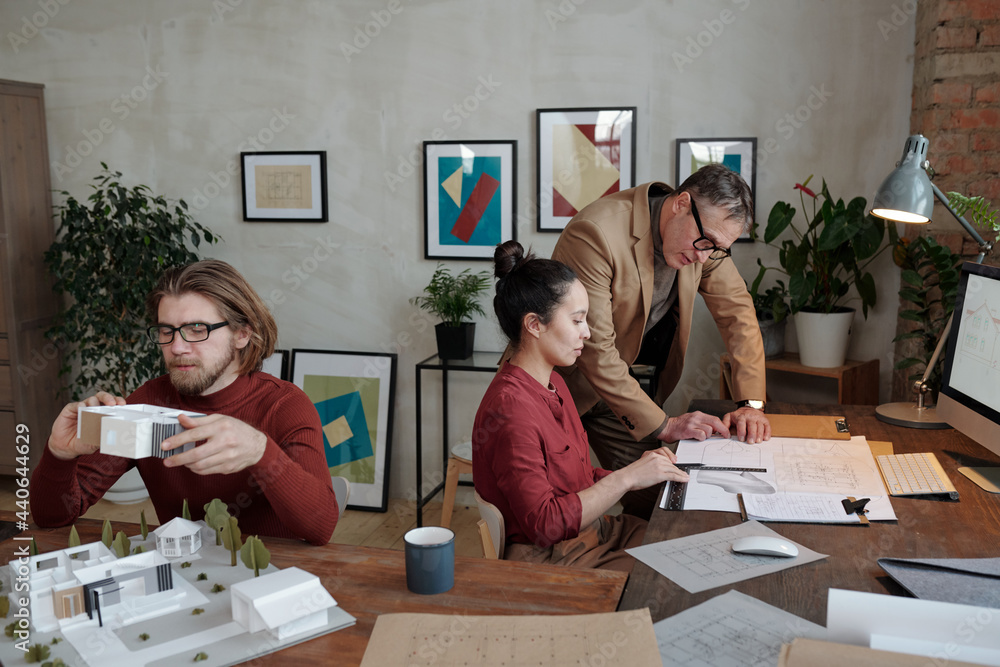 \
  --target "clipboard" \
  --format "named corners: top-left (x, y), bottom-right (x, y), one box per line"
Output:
top-left (767, 414), bottom-right (850, 440)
